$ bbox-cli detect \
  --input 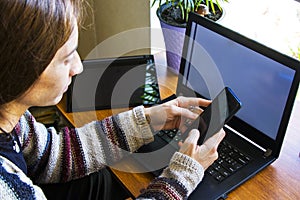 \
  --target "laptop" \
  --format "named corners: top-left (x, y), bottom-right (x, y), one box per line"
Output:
top-left (135, 12), bottom-right (300, 199)
top-left (66, 55), bottom-right (161, 112)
